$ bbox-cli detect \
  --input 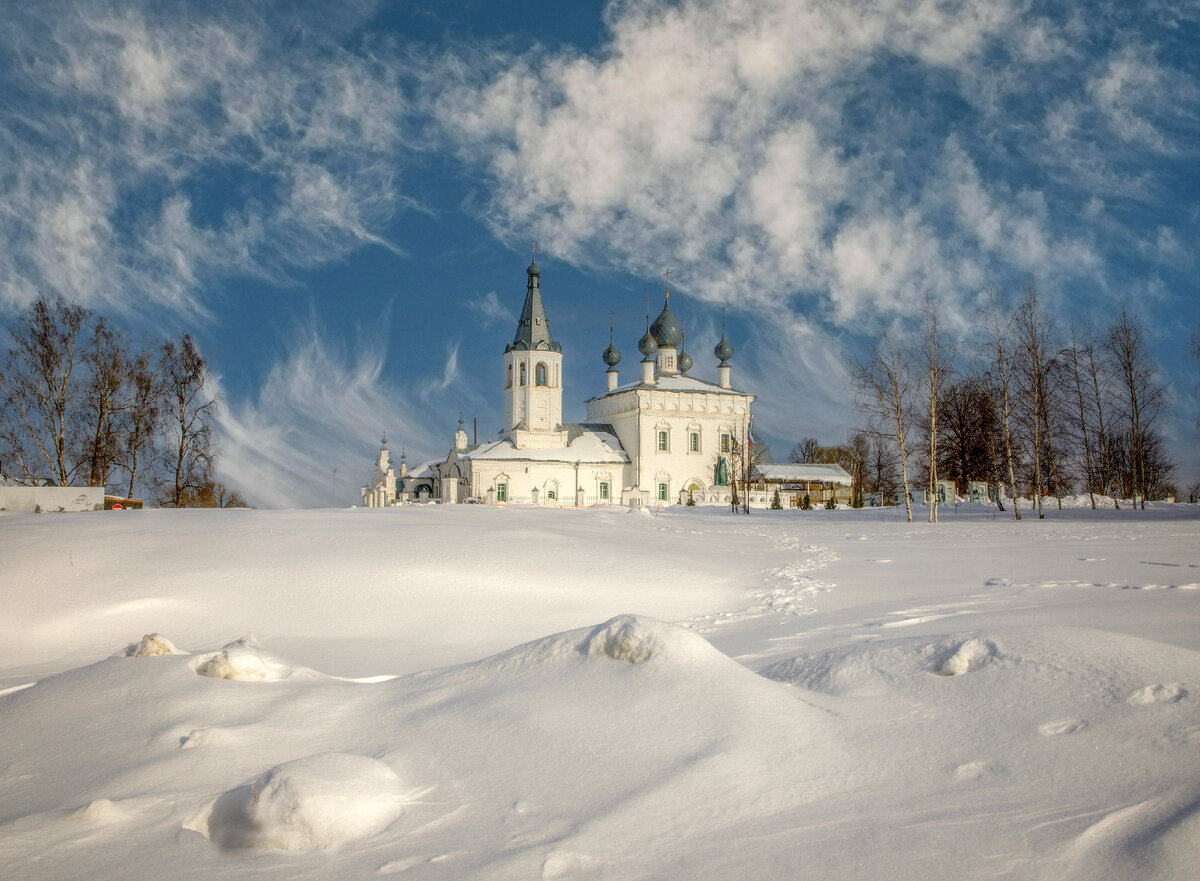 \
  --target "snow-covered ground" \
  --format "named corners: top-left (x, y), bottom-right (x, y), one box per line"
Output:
top-left (1, 503), bottom-right (1198, 880)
